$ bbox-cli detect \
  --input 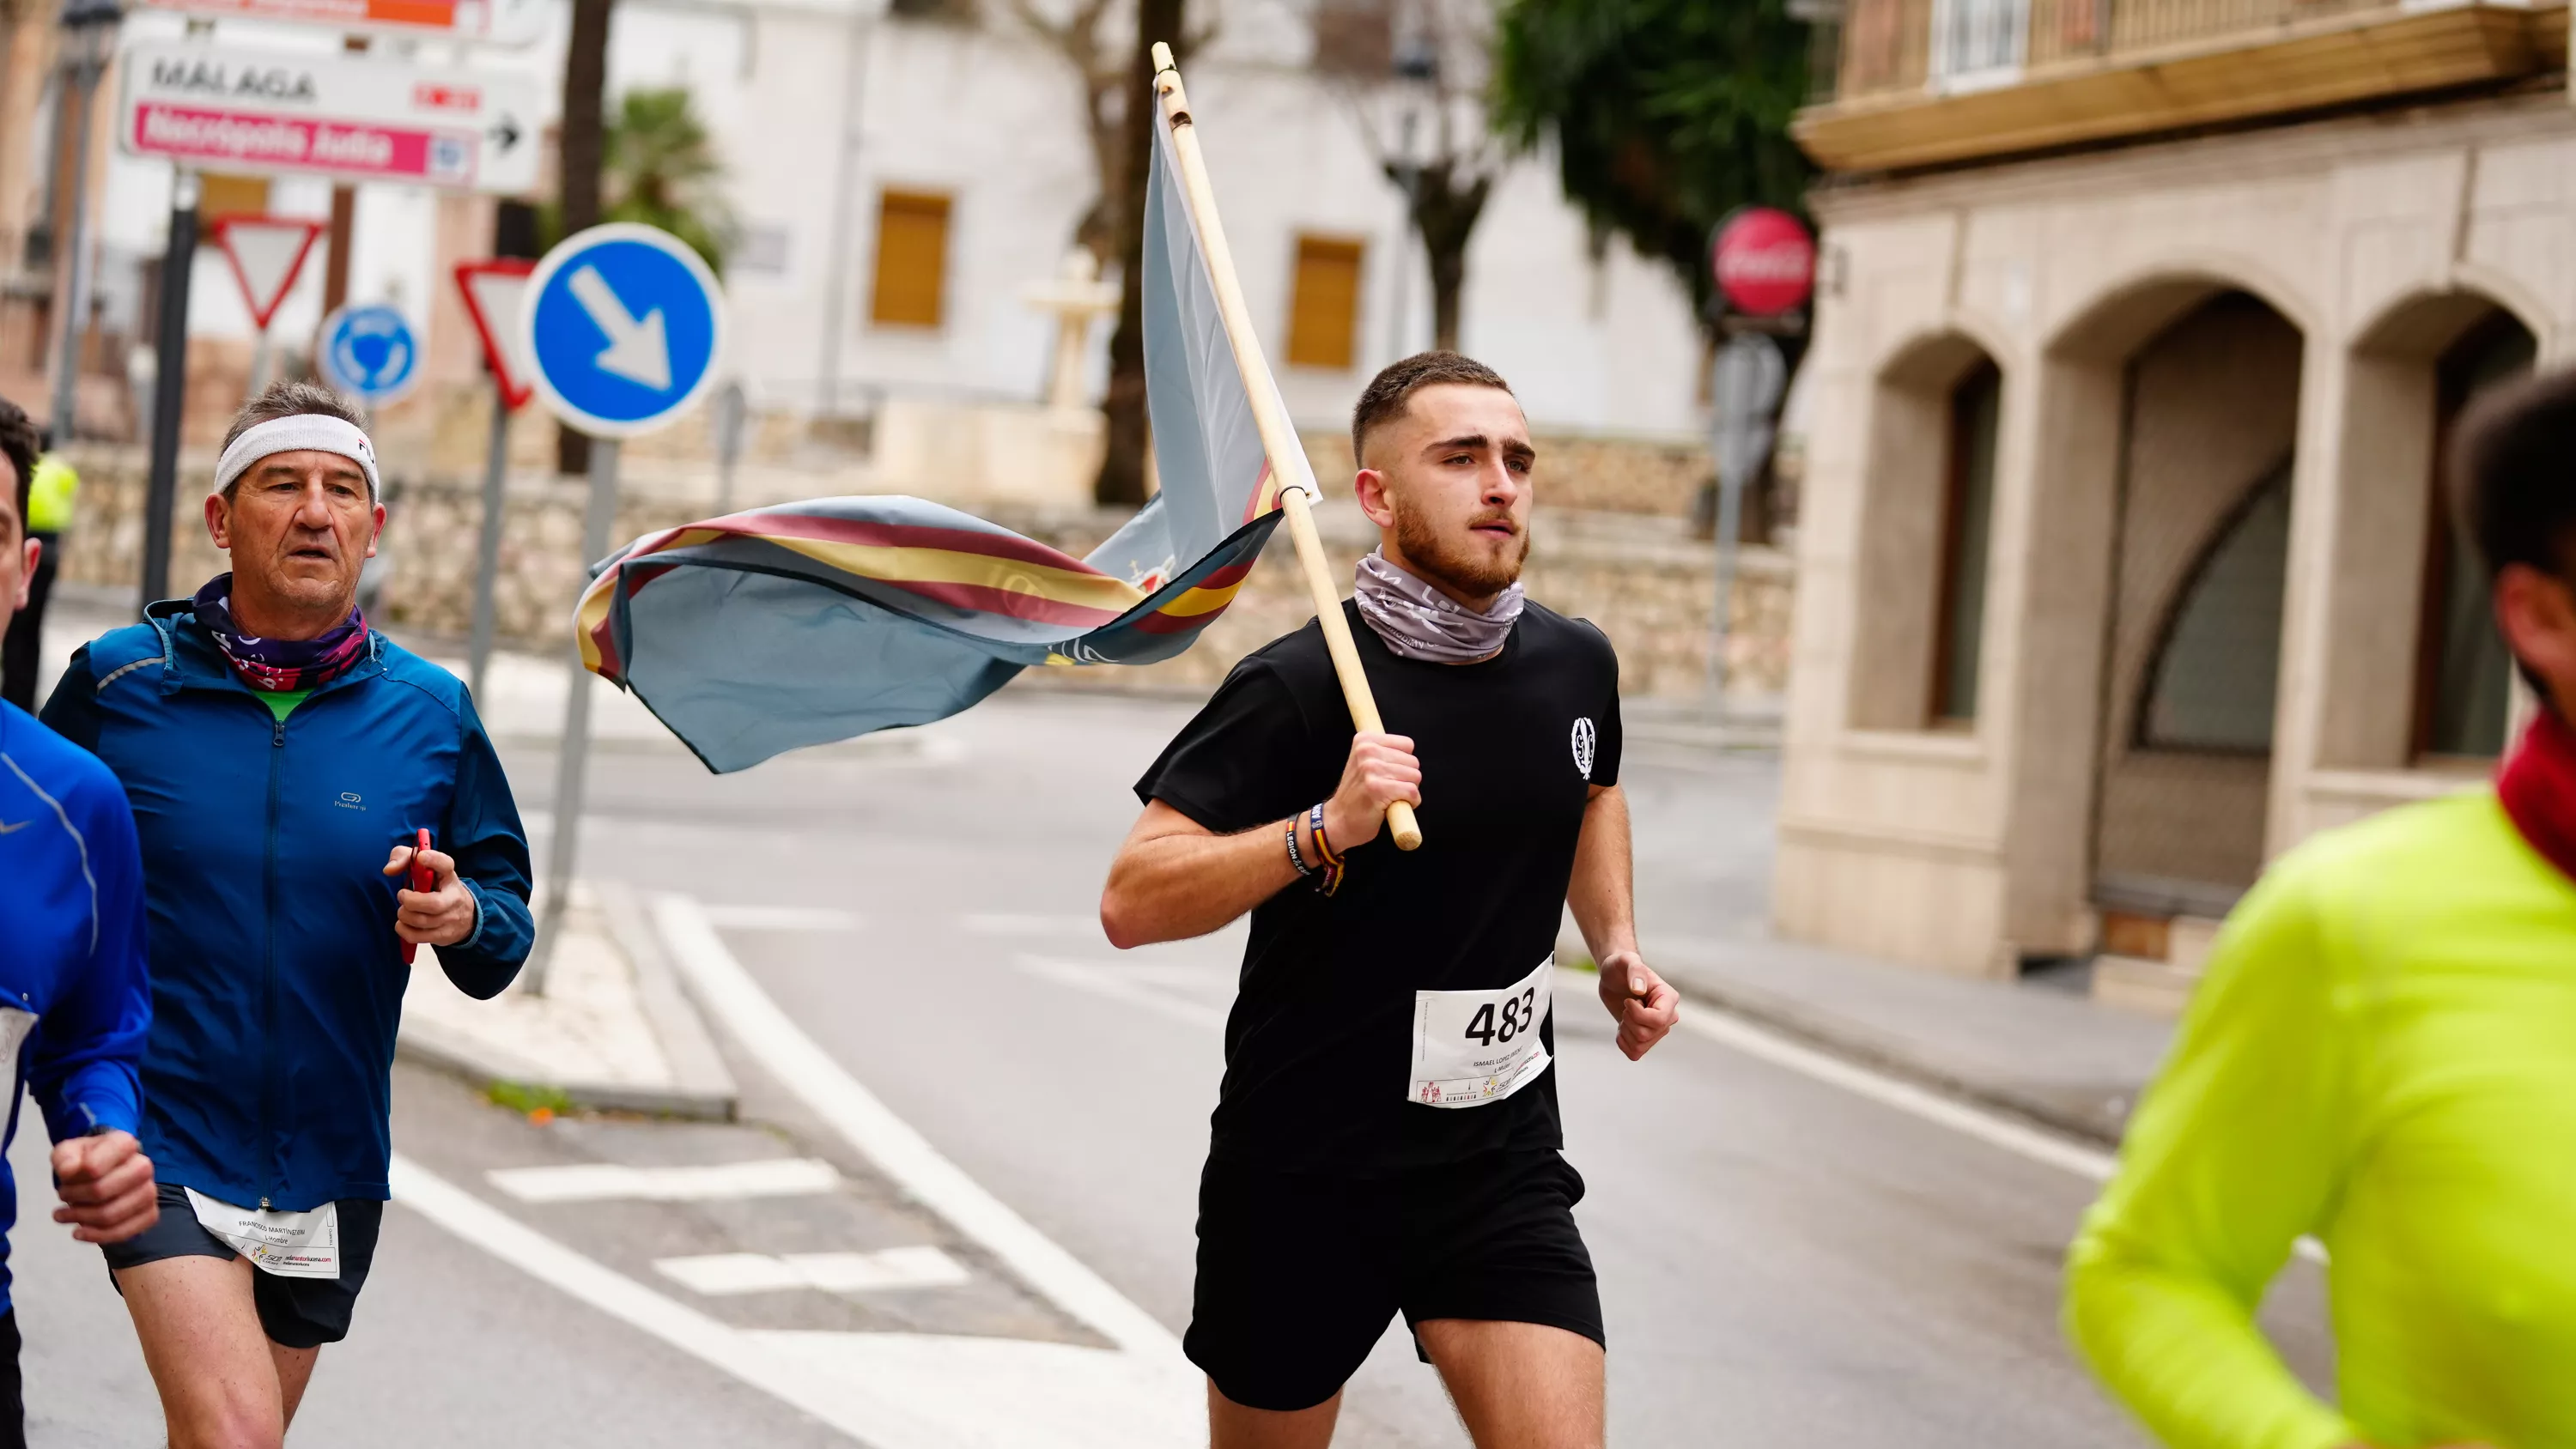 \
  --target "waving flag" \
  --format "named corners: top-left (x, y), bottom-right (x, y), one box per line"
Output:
top-left (576, 106), bottom-right (1313, 773)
